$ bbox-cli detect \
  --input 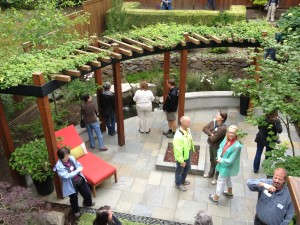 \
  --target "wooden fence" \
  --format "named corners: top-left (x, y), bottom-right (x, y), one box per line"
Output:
top-left (71, 0), bottom-right (300, 36)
